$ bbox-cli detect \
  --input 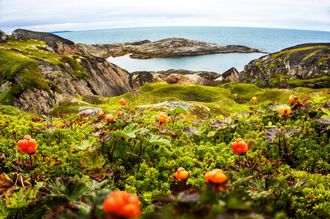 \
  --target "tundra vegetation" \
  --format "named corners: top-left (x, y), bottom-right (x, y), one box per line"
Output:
top-left (0, 81), bottom-right (329, 219)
